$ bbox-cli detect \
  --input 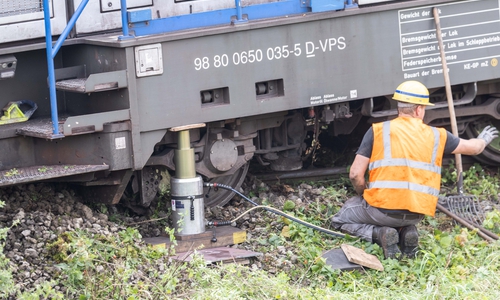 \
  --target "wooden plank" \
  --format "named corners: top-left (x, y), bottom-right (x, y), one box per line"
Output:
top-left (175, 231), bottom-right (213, 241)
top-left (341, 244), bottom-right (384, 271)
top-left (144, 226), bottom-right (246, 253)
